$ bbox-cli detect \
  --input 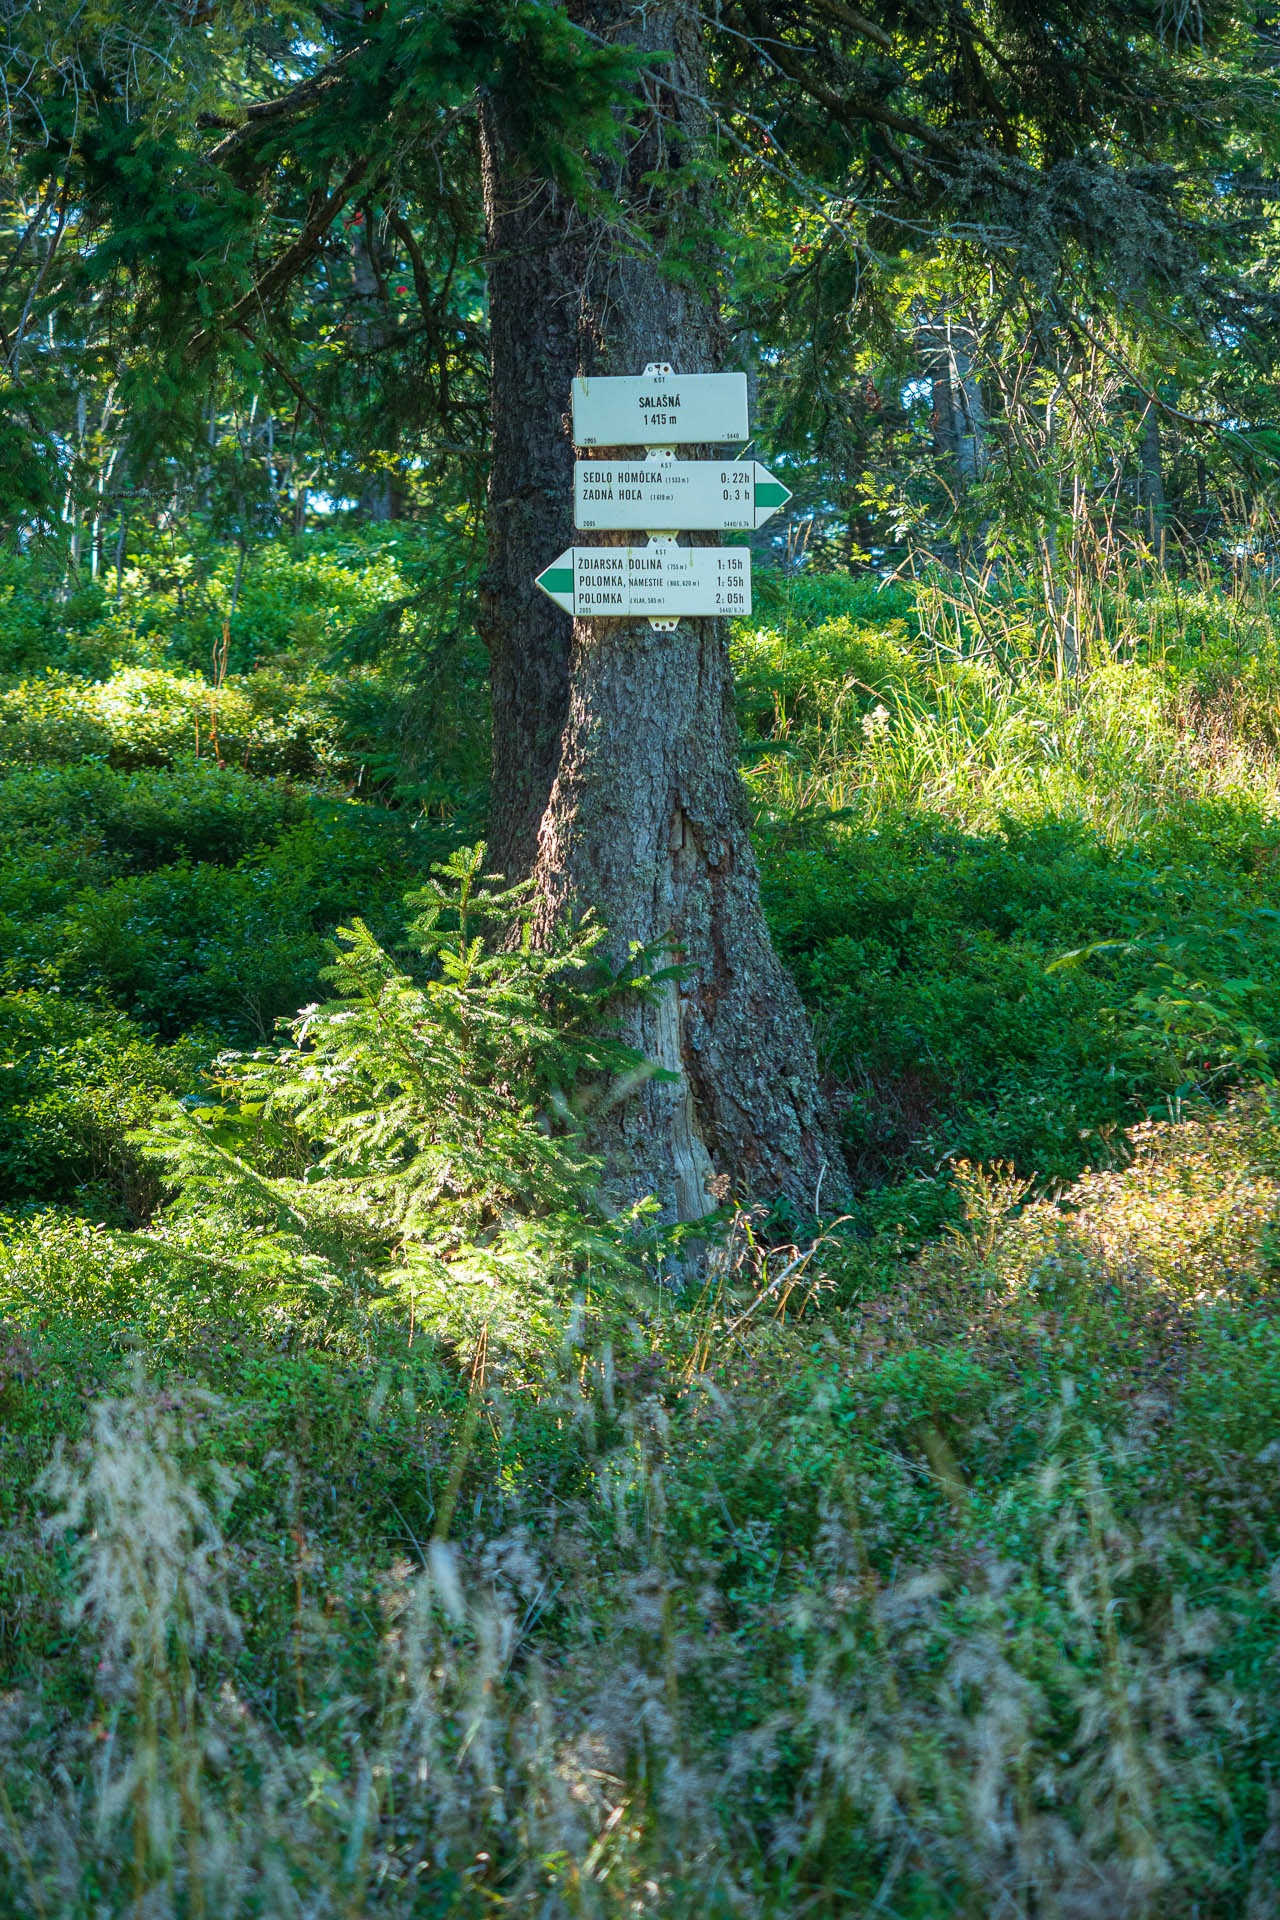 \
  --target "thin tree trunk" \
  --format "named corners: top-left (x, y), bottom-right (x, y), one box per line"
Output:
top-left (63, 387), bottom-right (88, 586)
top-left (917, 311), bottom-right (989, 579)
top-left (200, 391), bottom-right (217, 515)
top-left (230, 536), bottom-right (247, 621)
top-left (482, 0), bottom-right (849, 1220)
top-left (1139, 400), bottom-right (1166, 563)
top-left (350, 207), bottom-right (401, 522)
top-left (1041, 379), bottom-right (1079, 677)
top-left (919, 313), bottom-right (987, 487)
top-left (925, 330), bottom-right (958, 470)
top-left (950, 325), bottom-right (987, 488)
